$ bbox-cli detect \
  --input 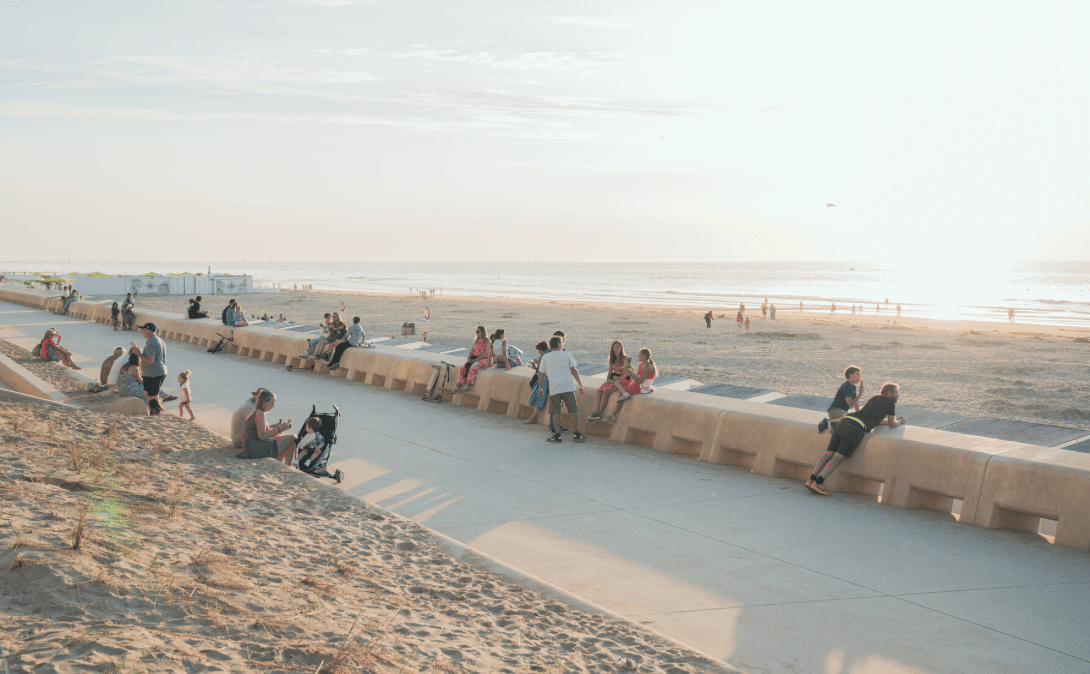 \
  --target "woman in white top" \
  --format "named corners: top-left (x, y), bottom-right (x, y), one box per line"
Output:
top-left (490, 329), bottom-right (523, 369)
